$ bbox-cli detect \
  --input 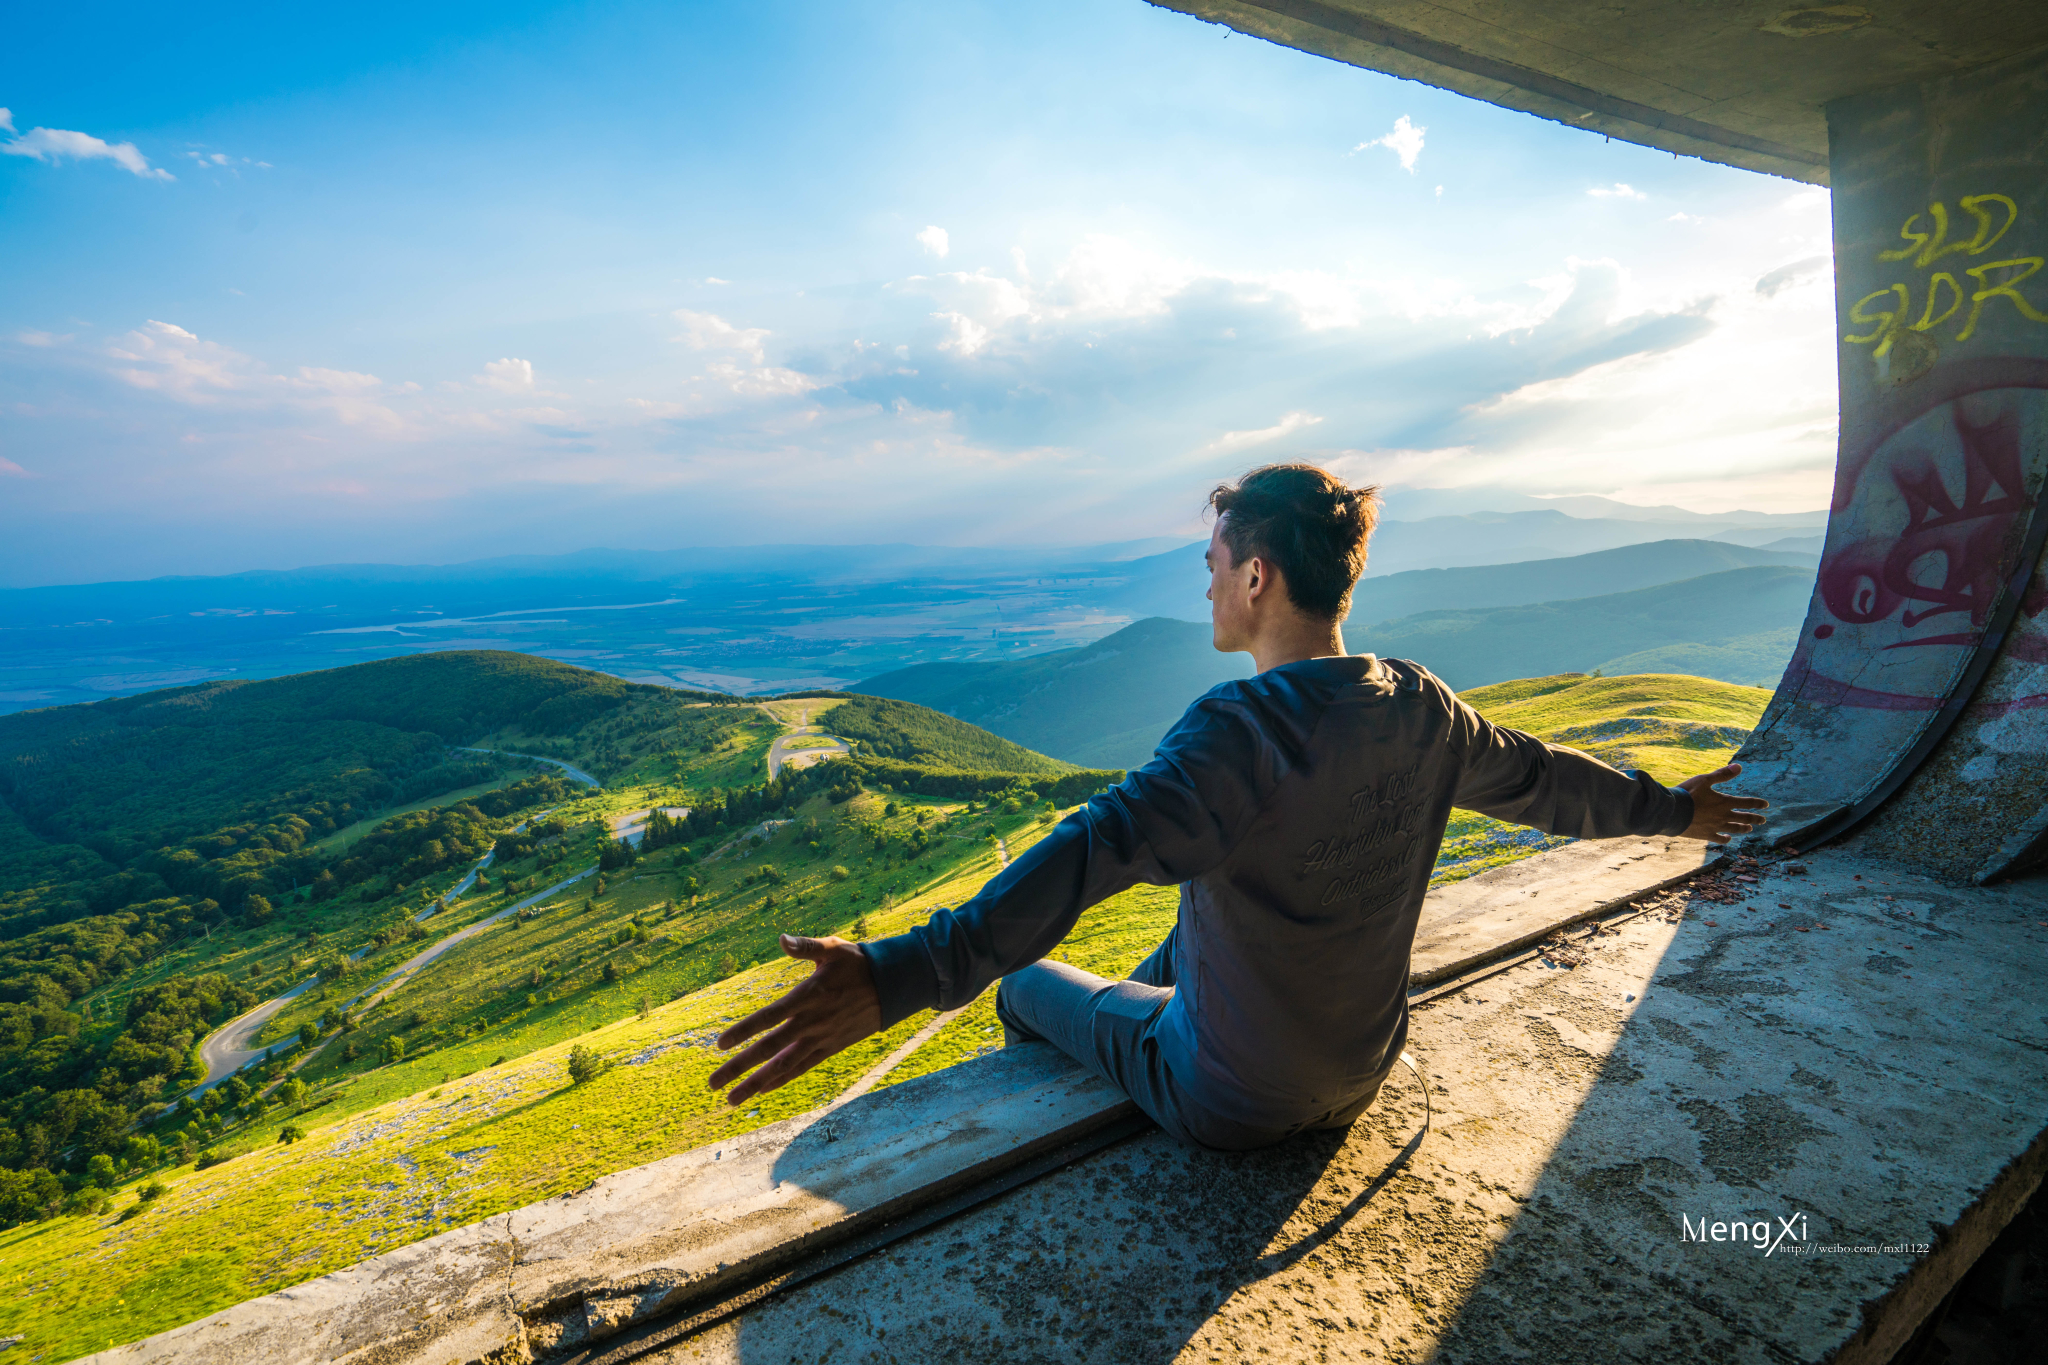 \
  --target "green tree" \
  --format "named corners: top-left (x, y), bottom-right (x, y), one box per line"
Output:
top-left (242, 894), bottom-right (274, 927)
top-left (85, 1154), bottom-right (118, 1190)
top-left (277, 1125), bottom-right (305, 1145)
top-left (567, 1045), bottom-right (605, 1084)
top-left (602, 961), bottom-right (620, 983)
top-left (636, 995), bottom-right (651, 1021)
top-left (298, 1022), bottom-right (319, 1047)
top-left (281, 1078), bottom-right (309, 1111)
top-left (382, 1036), bottom-right (405, 1065)
top-left (830, 865), bottom-right (851, 882)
